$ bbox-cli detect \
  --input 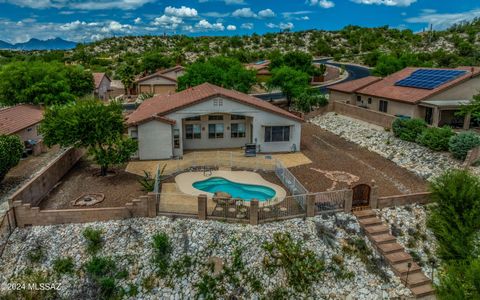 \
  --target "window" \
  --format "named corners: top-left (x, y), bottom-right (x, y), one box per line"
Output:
top-left (231, 115), bottom-right (246, 120)
top-left (264, 126), bottom-right (290, 142)
top-left (368, 98), bottom-right (372, 104)
top-left (173, 129), bottom-right (180, 148)
top-left (209, 124), bottom-right (224, 138)
top-left (185, 124), bottom-right (201, 139)
top-left (208, 115), bottom-right (223, 121)
top-left (130, 130), bottom-right (138, 140)
top-left (379, 100), bottom-right (388, 113)
top-left (356, 95), bottom-right (362, 102)
top-left (185, 116), bottom-right (201, 121)
top-left (213, 99), bottom-right (223, 106)
top-left (231, 123), bottom-right (246, 138)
